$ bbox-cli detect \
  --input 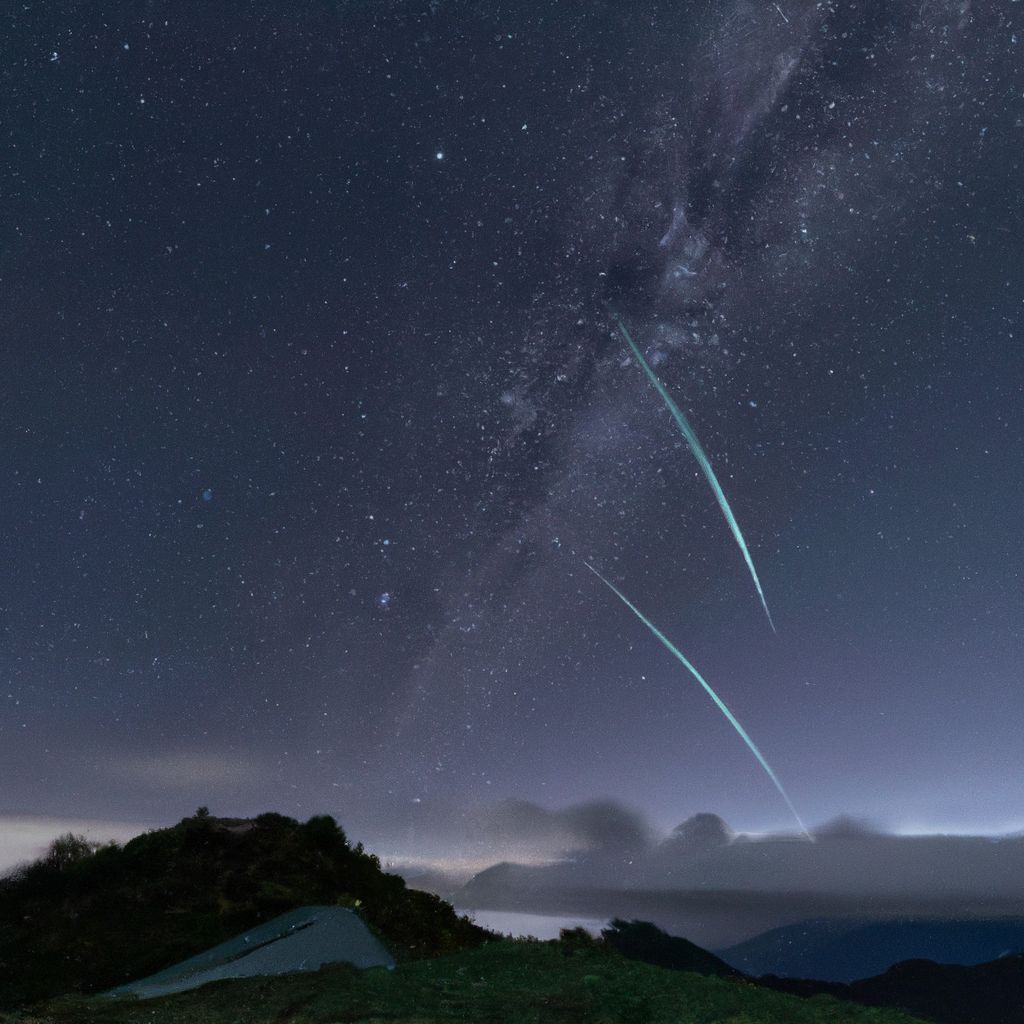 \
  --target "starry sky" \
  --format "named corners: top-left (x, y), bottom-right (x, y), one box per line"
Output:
top-left (2, 0), bottom-right (1023, 862)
